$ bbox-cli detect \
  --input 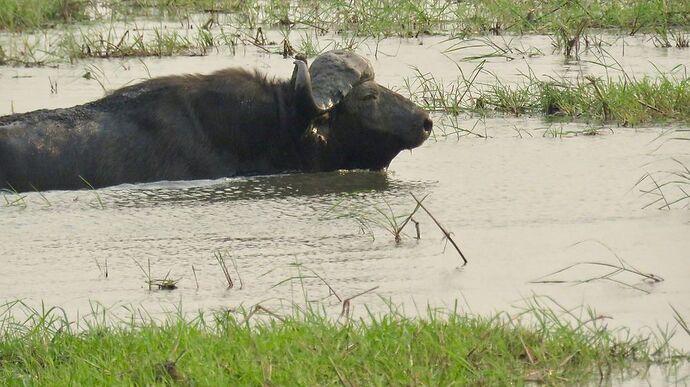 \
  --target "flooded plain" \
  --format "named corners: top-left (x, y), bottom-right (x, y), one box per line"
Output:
top-left (1, 29), bottom-right (690, 369)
